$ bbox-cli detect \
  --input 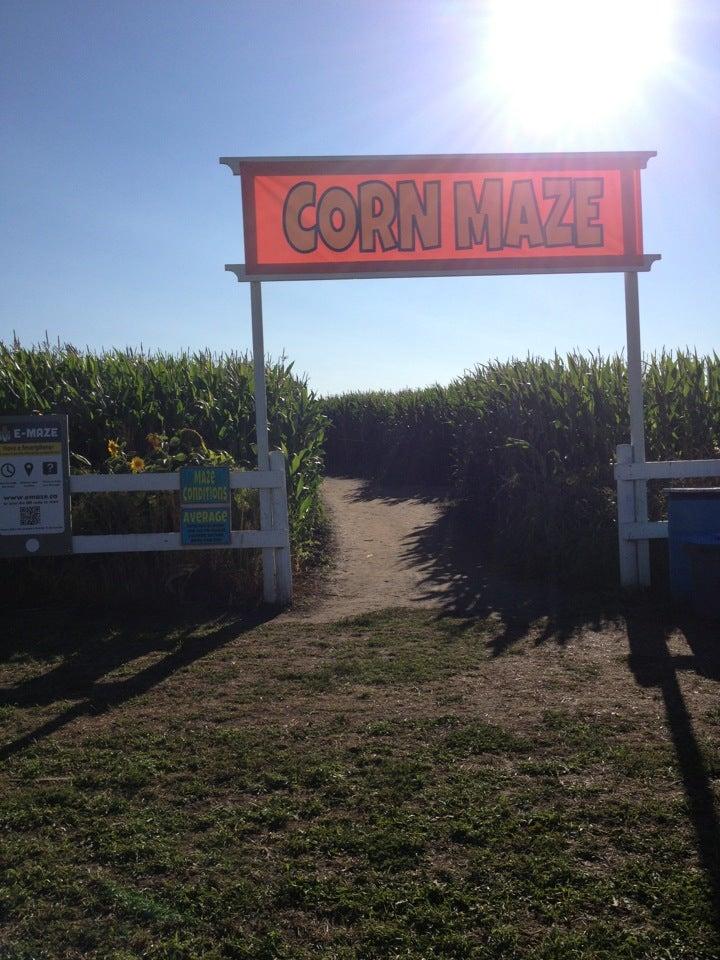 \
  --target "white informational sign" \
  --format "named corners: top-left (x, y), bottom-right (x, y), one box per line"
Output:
top-left (0, 415), bottom-right (71, 556)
